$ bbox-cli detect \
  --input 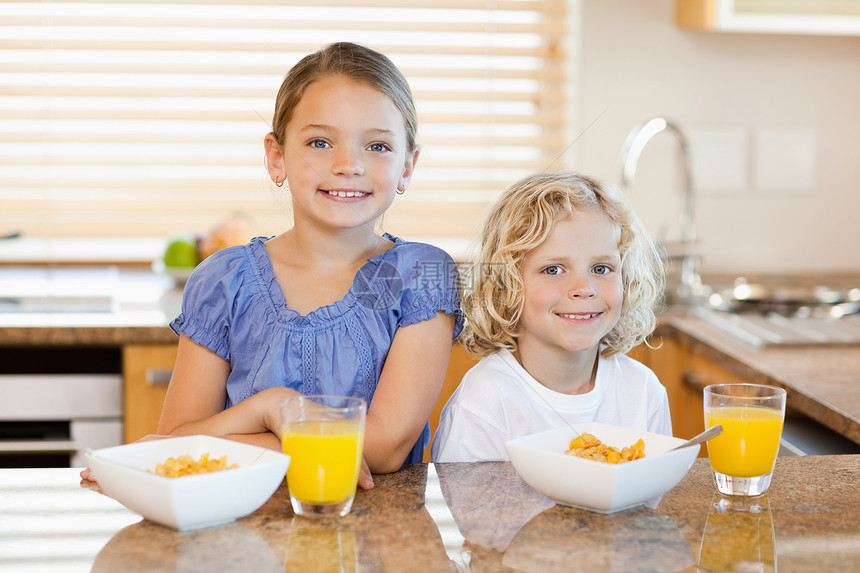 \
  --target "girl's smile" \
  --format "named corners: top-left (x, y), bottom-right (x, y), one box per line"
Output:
top-left (320, 188), bottom-right (370, 199)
